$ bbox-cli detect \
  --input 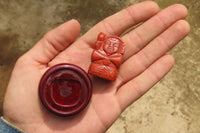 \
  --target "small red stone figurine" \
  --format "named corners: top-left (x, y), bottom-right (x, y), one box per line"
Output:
top-left (88, 32), bottom-right (125, 80)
